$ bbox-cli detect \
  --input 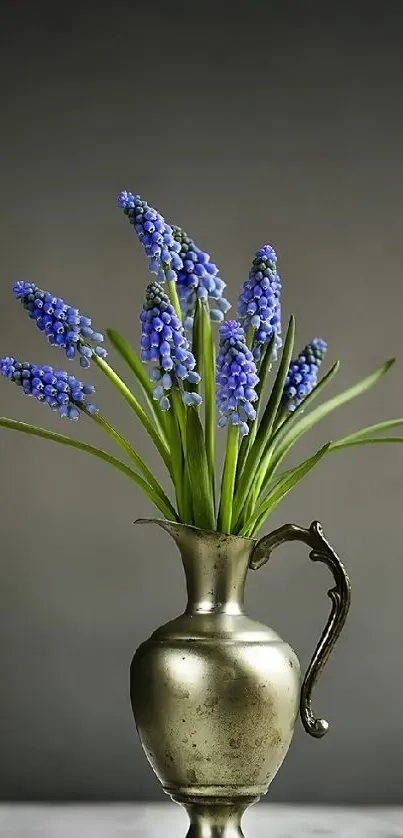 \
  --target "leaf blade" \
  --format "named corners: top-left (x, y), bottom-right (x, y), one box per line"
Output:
top-left (263, 358), bottom-right (396, 489)
top-left (236, 333), bottom-right (276, 479)
top-left (185, 407), bottom-right (215, 531)
top-left (232, 315), bottom-right (296, 528)
top-left (0, 417), bottom-right (178, 520)
top-left (328, 418), bottom-right (403, 449)
top-left (240, 443), bottom-right (331, 536)
top-left (330, 435), bottom-right (403, 450)
top-left (106, 328), bottom-right (168, 442)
